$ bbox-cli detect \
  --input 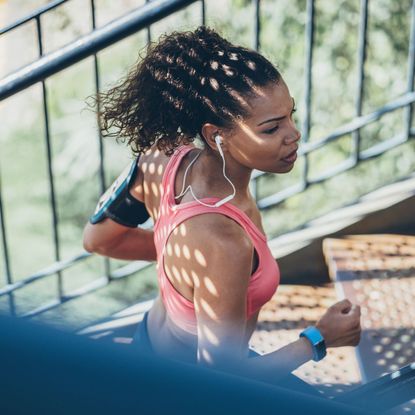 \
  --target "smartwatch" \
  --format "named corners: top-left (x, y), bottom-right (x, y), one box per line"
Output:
top-left (300, 326), bottom-right (327, 362)
top-left (89, 156), bottom-right (150, 228)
